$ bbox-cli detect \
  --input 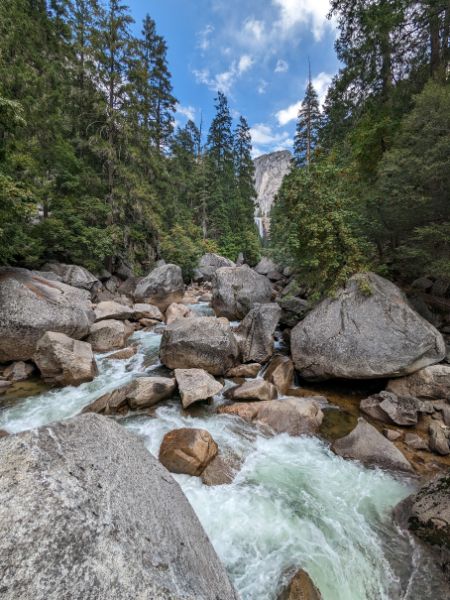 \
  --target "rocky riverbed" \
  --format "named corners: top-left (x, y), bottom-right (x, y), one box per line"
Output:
top-left (0, 255), bottom-right (449, 599)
